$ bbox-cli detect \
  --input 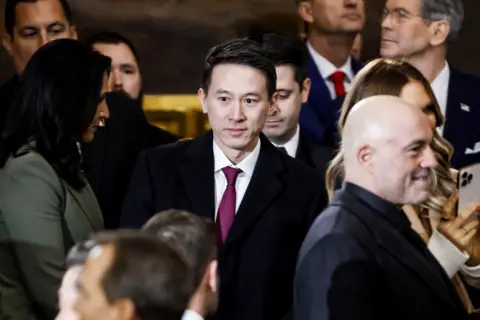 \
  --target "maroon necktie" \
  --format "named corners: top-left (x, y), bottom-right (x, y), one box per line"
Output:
top-left (330, 71), bottom-right (346, 97)
top-left (216, 167), bottom-right (242, 246)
